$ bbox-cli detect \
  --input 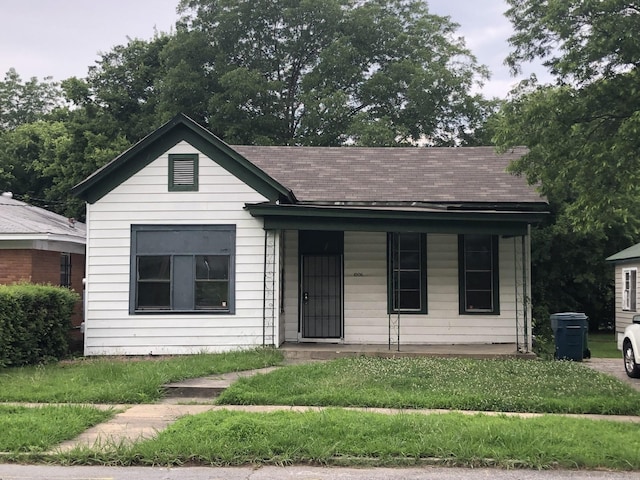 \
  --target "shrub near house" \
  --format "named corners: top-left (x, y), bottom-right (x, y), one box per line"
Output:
top-left (0, 284), bottom-right (79, 366)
